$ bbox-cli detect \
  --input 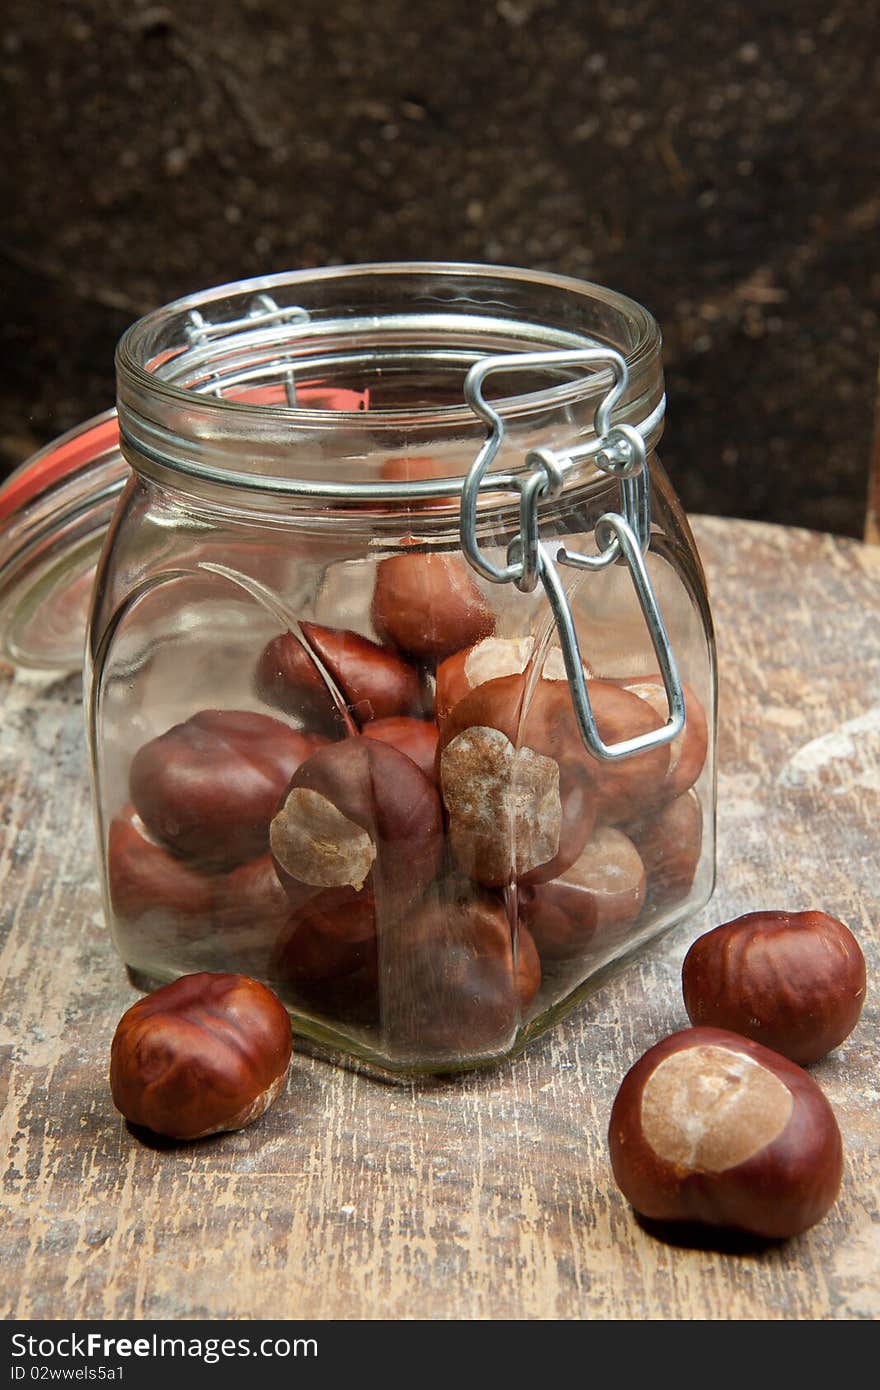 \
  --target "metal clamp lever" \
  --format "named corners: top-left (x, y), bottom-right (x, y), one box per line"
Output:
top-left (541, 516), bottom-right (684, 762)
top-left (461, 349), bottom-right (683, 761)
